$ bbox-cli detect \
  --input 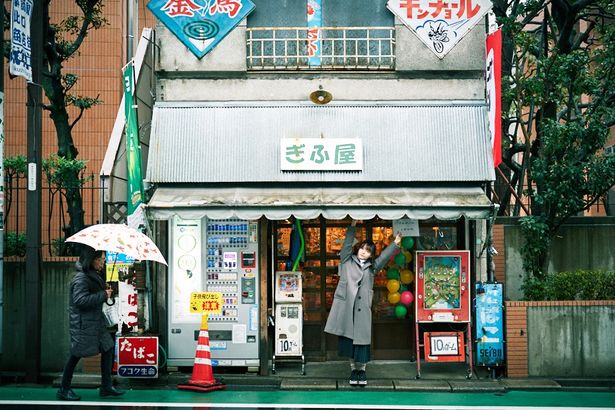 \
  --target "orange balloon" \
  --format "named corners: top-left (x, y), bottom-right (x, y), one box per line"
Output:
top-left (386, 279), bottom-right (401, 293)
top-left (387, 292), bottom-right (401, 305)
